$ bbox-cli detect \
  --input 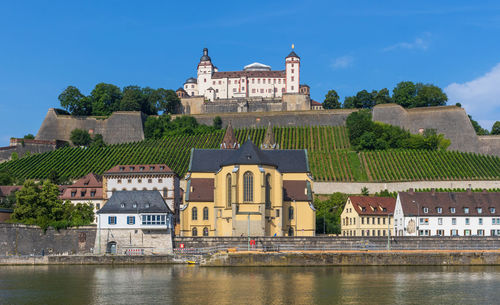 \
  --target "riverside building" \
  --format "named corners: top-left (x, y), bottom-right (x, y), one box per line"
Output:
top-left (394, 190), bottom-right (500, 236)
top-left (59, 173), bottom-right (104, 223)
top-left (340, 196), bottom-right (396, 237)
top-left (179, 124), bottom-right (316, 237)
